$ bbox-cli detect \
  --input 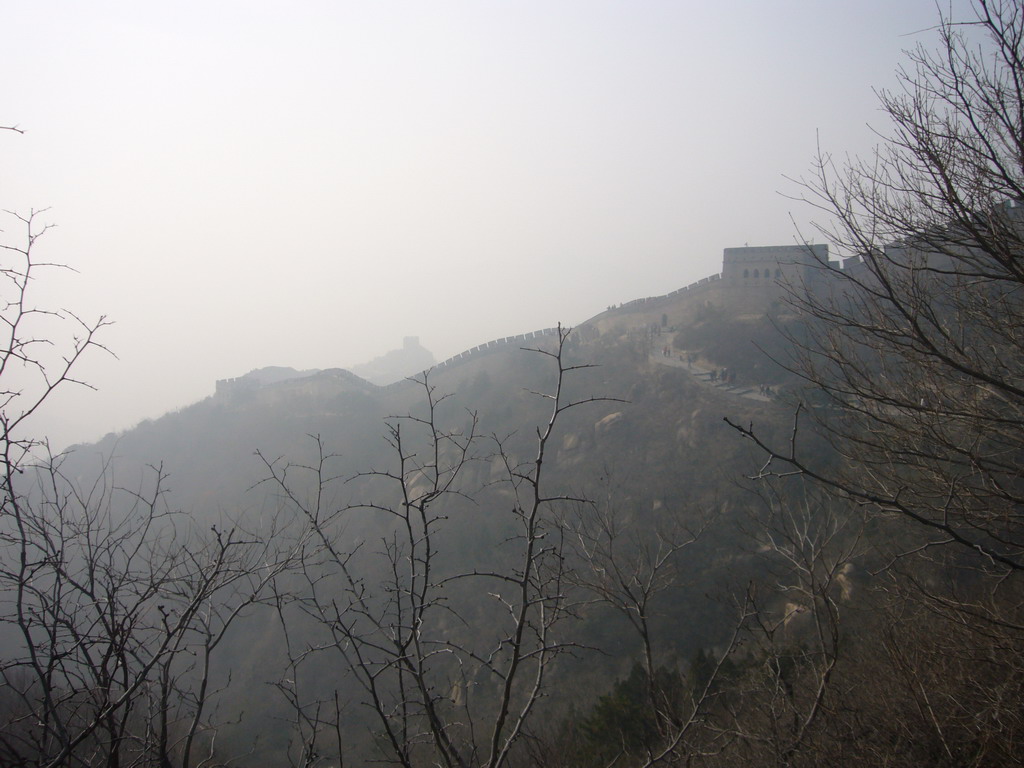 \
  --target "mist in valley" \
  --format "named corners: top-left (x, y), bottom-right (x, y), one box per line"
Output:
top-left (3, 1), bottom-right (1023, 766)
